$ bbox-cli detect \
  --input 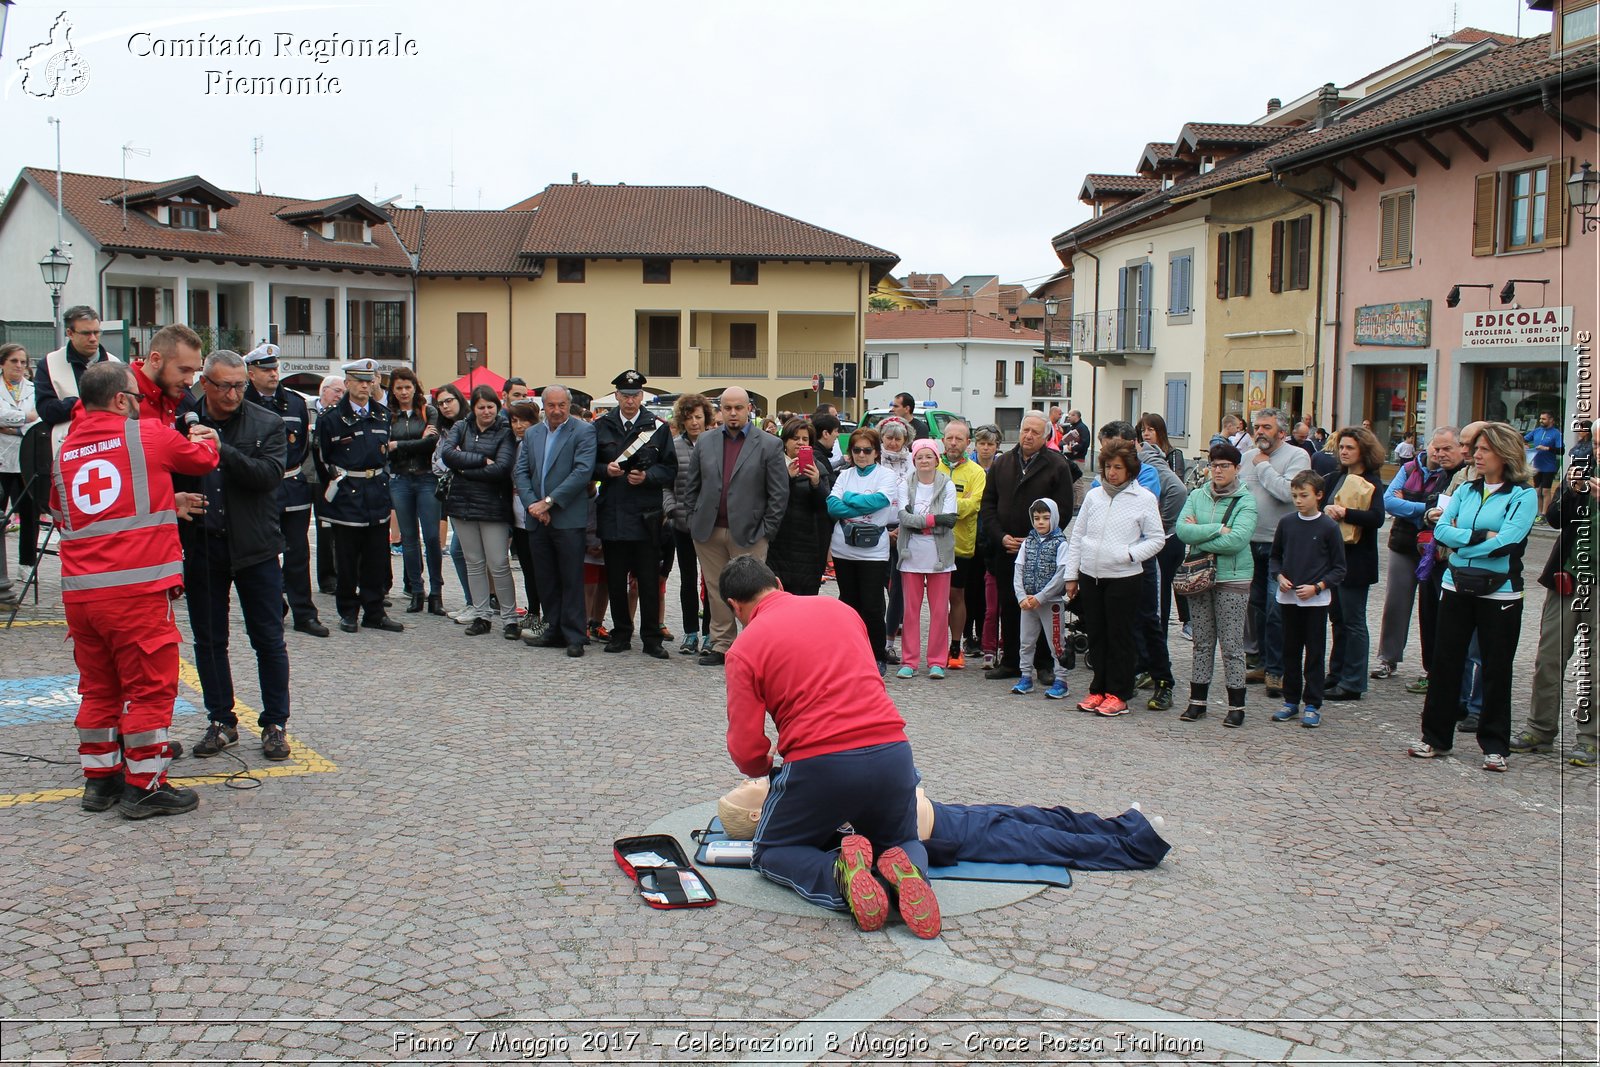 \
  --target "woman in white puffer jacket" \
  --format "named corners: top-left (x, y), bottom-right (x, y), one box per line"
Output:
top-left (1064, 439), bottom-right (1165, 716)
